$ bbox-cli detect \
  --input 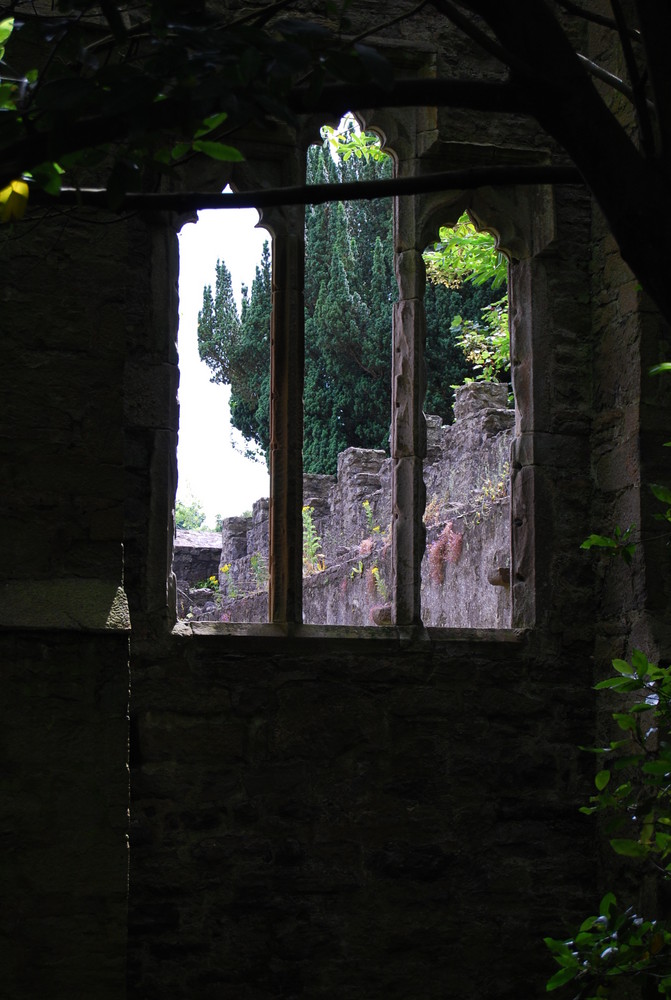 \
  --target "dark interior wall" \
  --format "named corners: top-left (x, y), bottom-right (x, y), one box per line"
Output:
top-left (586, 18), bottom-right (671, 668)
top-left (1, 632), bottom-right (130, 1000)
top-left (127, 633), bottom-right (596, 1000)
top-left (0, 212), bottom-right (133, 999)
top-left (1, 8), bottom-right (669, 1000)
